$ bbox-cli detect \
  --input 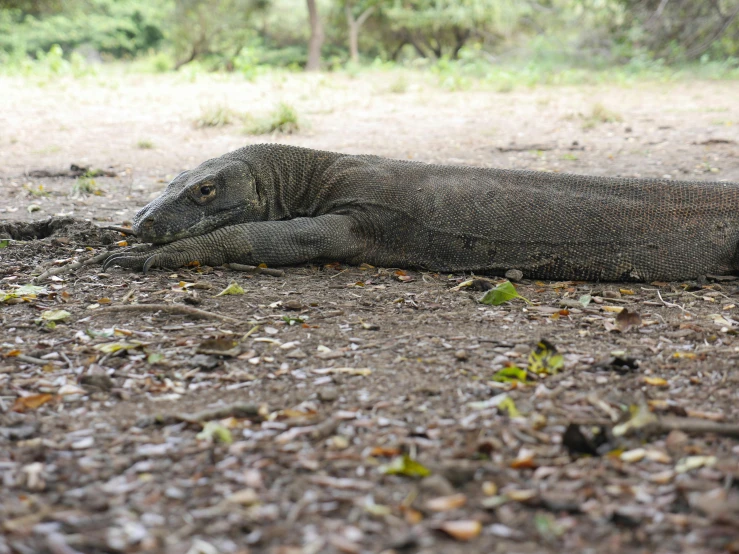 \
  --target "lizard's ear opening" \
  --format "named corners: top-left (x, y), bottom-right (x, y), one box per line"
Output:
top-left (189, 177), bottom-right (217, 204)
